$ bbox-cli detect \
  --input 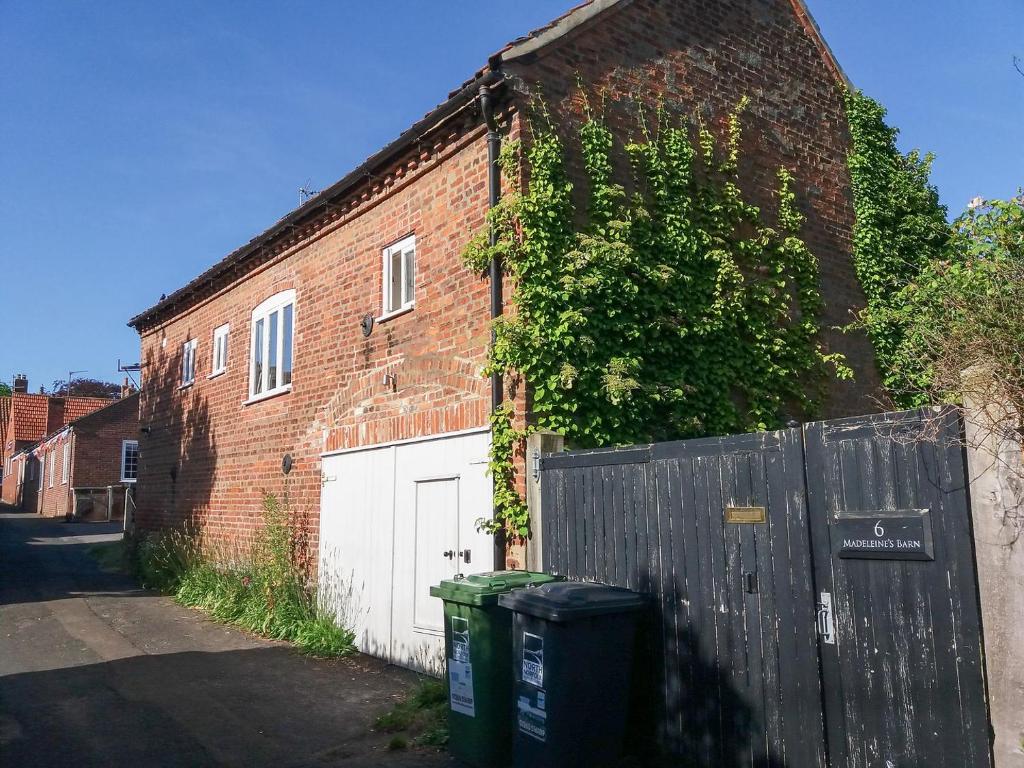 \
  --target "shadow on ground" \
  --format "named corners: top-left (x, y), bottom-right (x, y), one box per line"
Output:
top-left (0, 647), bottom-right (450, 768)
